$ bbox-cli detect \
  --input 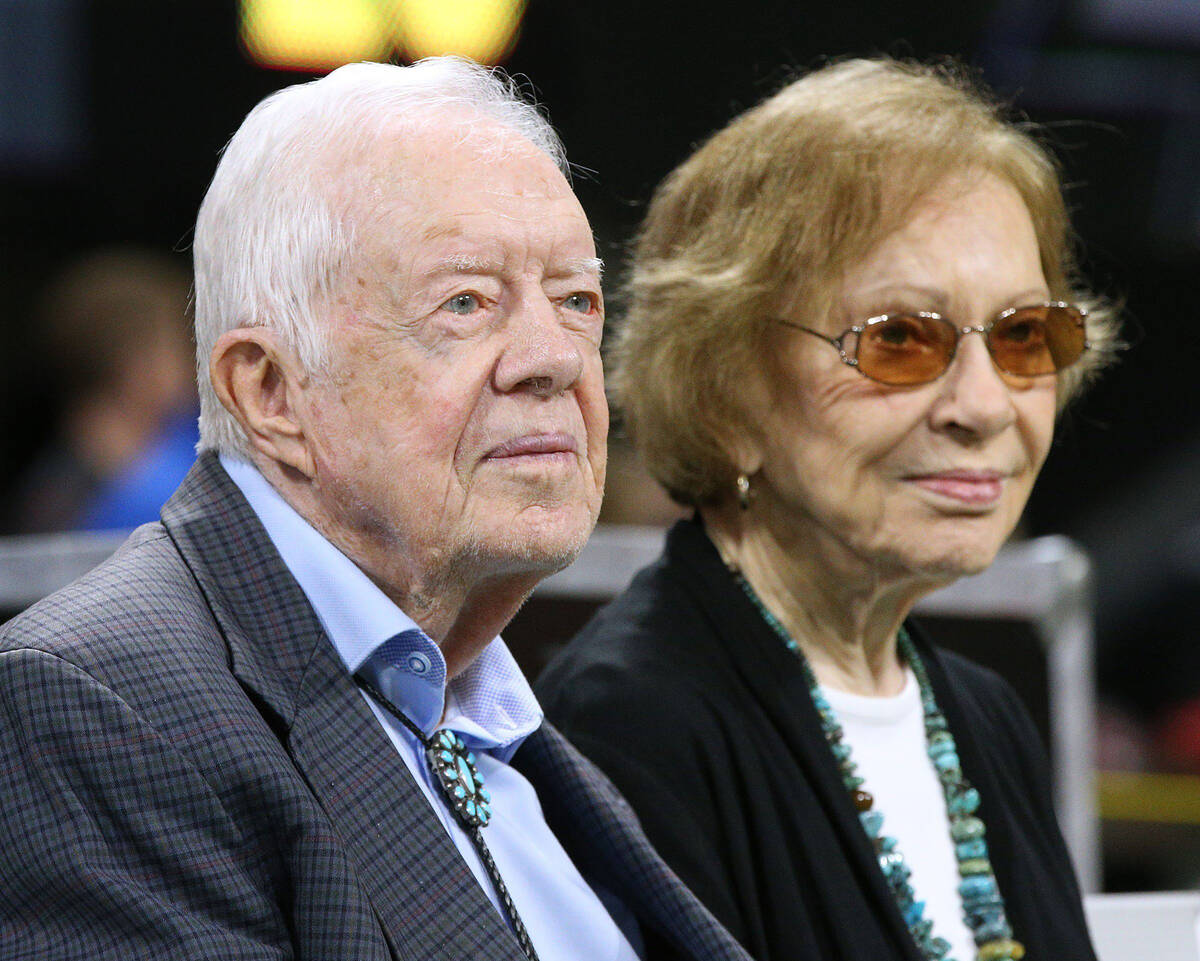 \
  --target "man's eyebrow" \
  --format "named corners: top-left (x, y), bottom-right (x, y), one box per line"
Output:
top-left (424, 255), bottom-right (604, 278)
top-left (428, 254), bottom-right (500, 274)
top-left (563, 257), bottom-right (604, 278)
